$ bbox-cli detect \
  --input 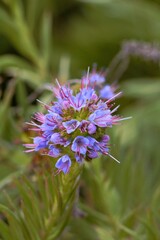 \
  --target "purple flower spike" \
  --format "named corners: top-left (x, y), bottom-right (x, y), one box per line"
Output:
top-left (88, 109), bottom-right (112, 127)
top-left (24, 66), bottom-right (126, 172)
top-left (71, 136), bottom-right (89, 155)
top-left (55, 155), bottom-right (72, 174)
top-left (62, 119), bottom-right (80, 134)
